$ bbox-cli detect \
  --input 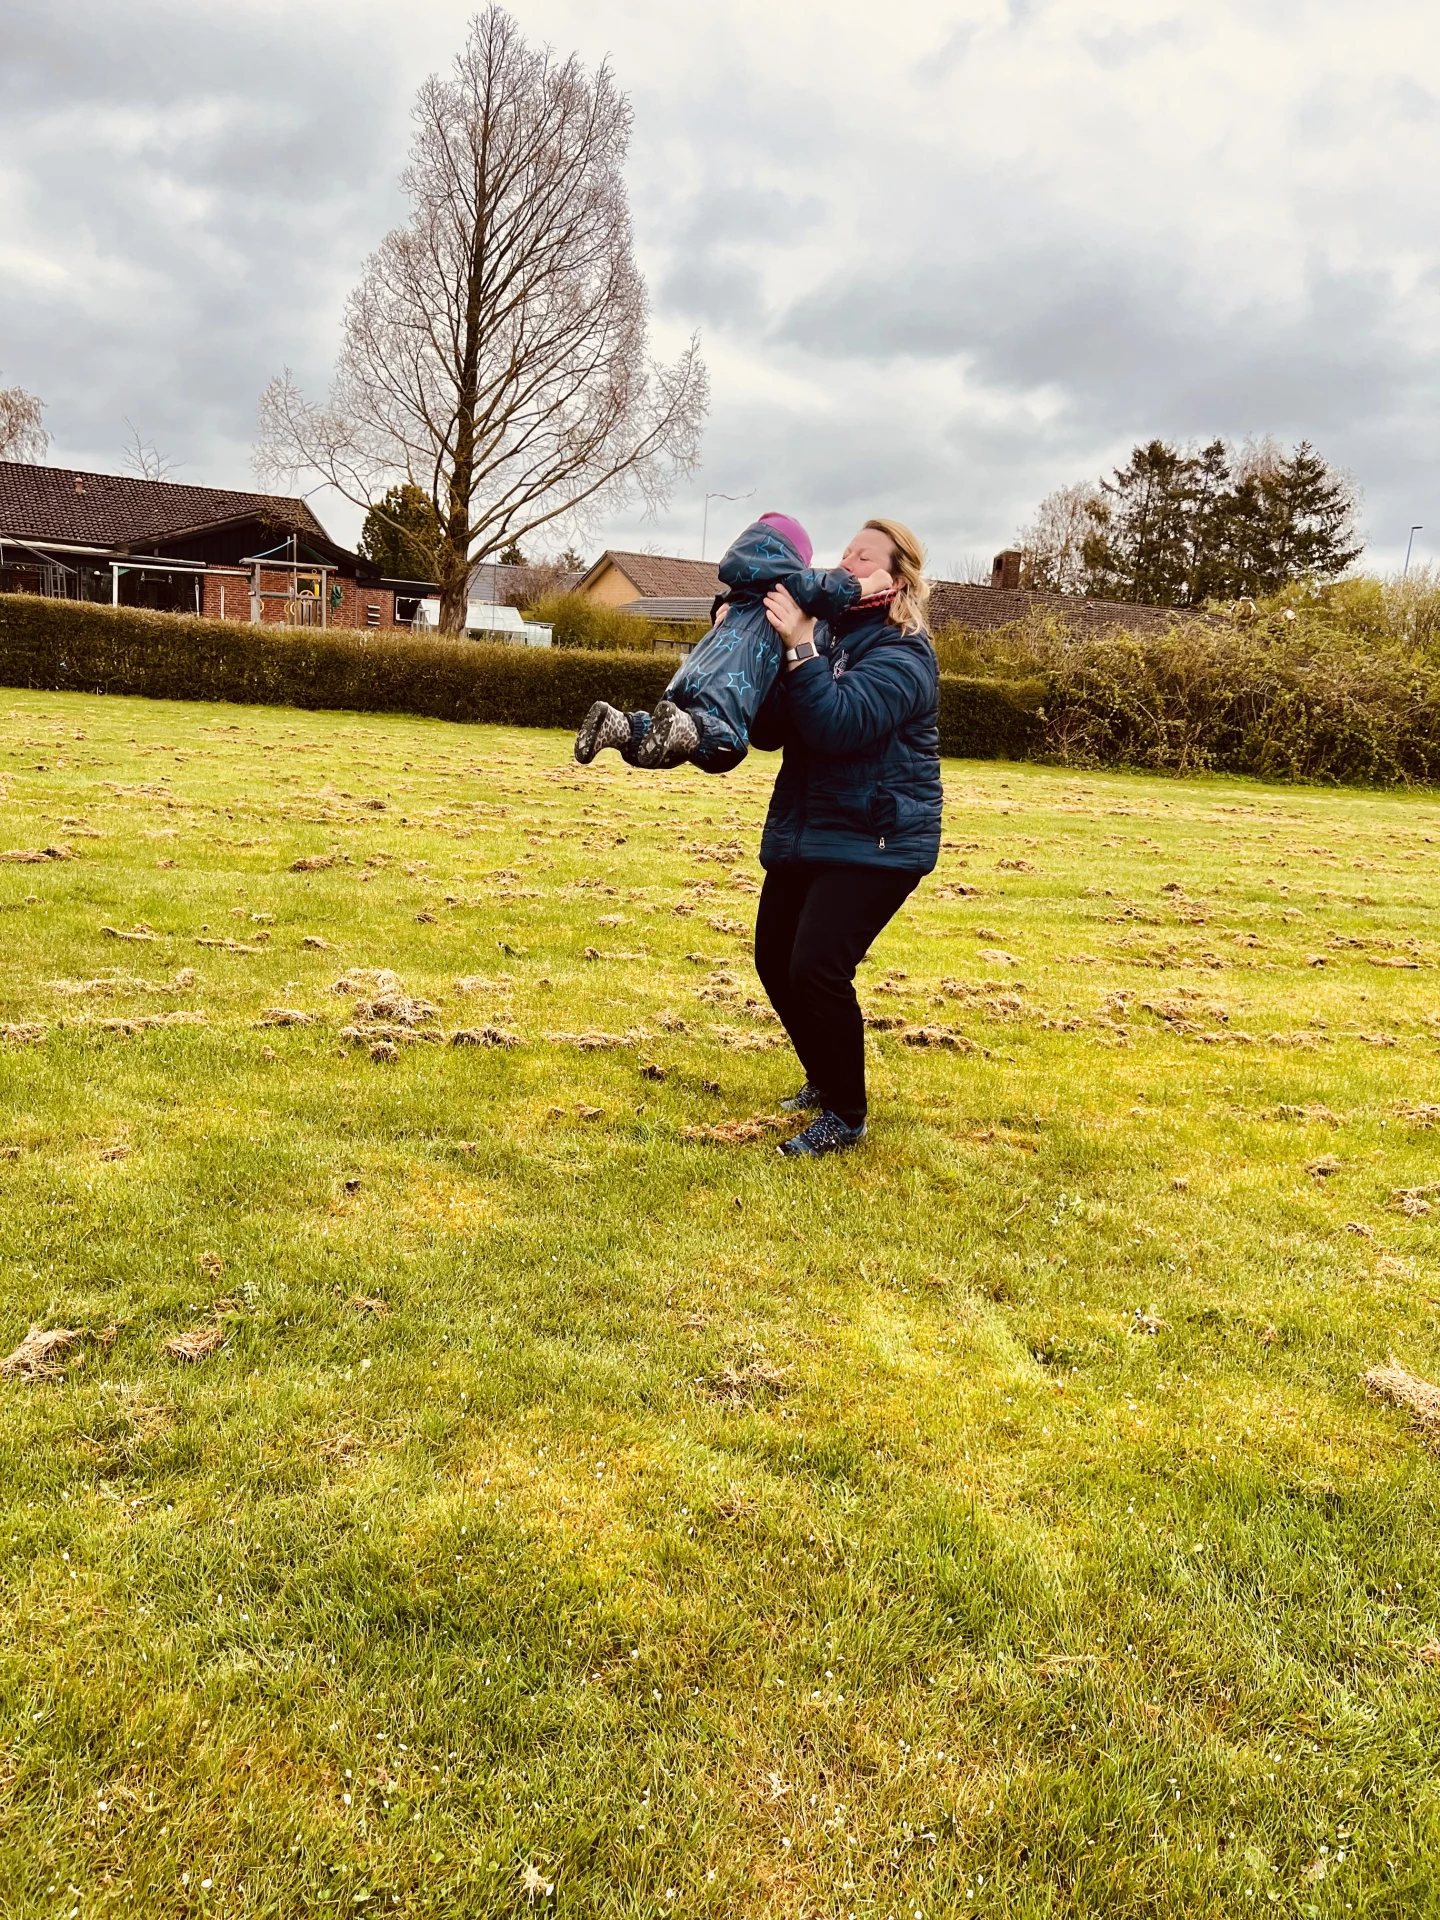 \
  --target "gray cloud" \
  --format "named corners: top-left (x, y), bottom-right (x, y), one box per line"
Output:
top-left (1, 0), bottom-right (1436, 573)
